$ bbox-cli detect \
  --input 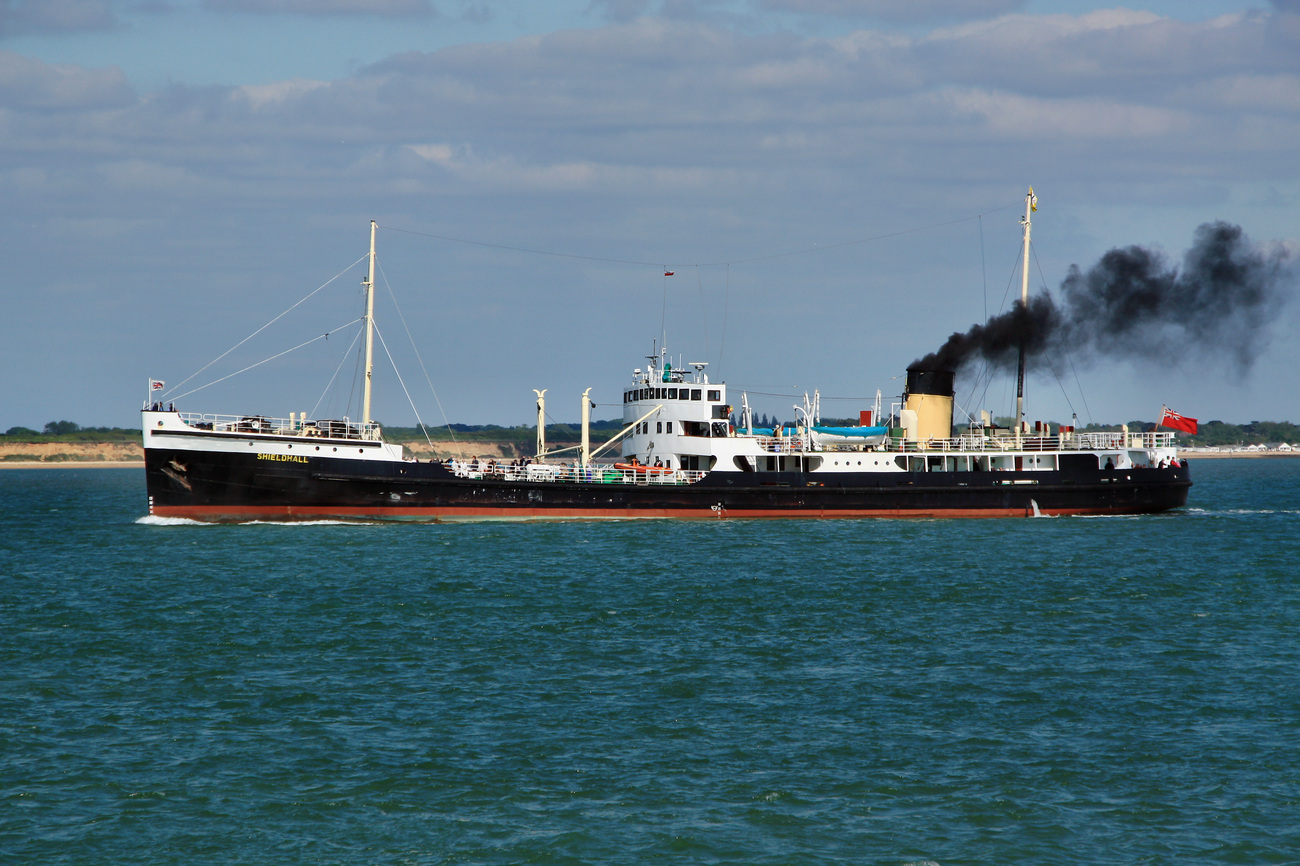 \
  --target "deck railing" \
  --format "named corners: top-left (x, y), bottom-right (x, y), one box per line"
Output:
top-left (176, 412), bottom-right (383, 441)
top-left (446, 461), bottom-right (706, 486)
top-left (883, 431), bottom-right (1175, 452)
top-left (751, 430), bottom-right (1175, 454)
